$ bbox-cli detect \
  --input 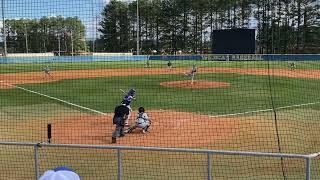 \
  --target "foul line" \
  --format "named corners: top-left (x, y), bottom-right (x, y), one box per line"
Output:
top-left (0, 81), bottom-right (106, 115)
top-left (209, 101), bottom-right (320, 118)
top-left (1, 81), bottom-right (319, 118)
